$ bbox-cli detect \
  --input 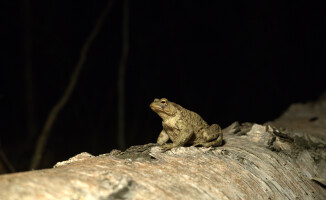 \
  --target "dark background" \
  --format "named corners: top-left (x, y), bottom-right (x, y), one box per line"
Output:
top-left (1, 0), bottom-right (325, 171)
